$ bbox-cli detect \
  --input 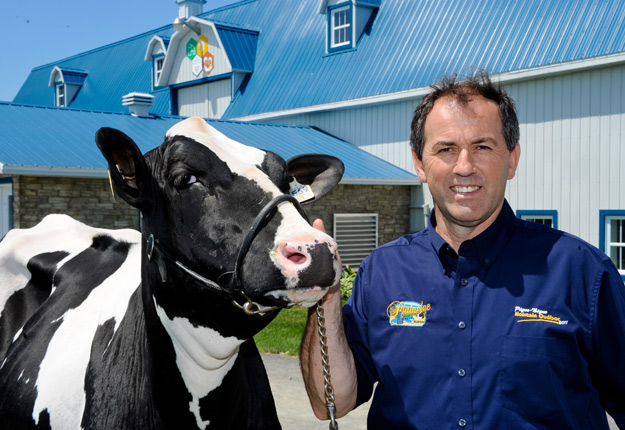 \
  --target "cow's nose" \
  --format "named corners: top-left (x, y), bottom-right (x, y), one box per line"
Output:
top-left (277, 241), bottom-right (312, 267)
